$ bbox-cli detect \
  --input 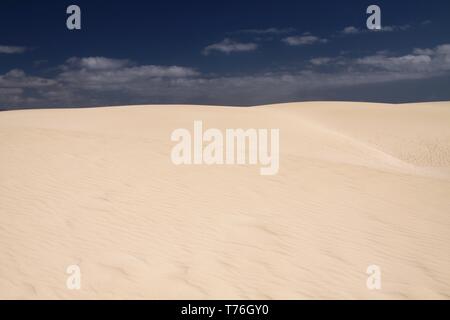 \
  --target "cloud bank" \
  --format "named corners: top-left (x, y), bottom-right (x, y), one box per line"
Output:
top-left (1, 44), bottom-right (450, 109)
